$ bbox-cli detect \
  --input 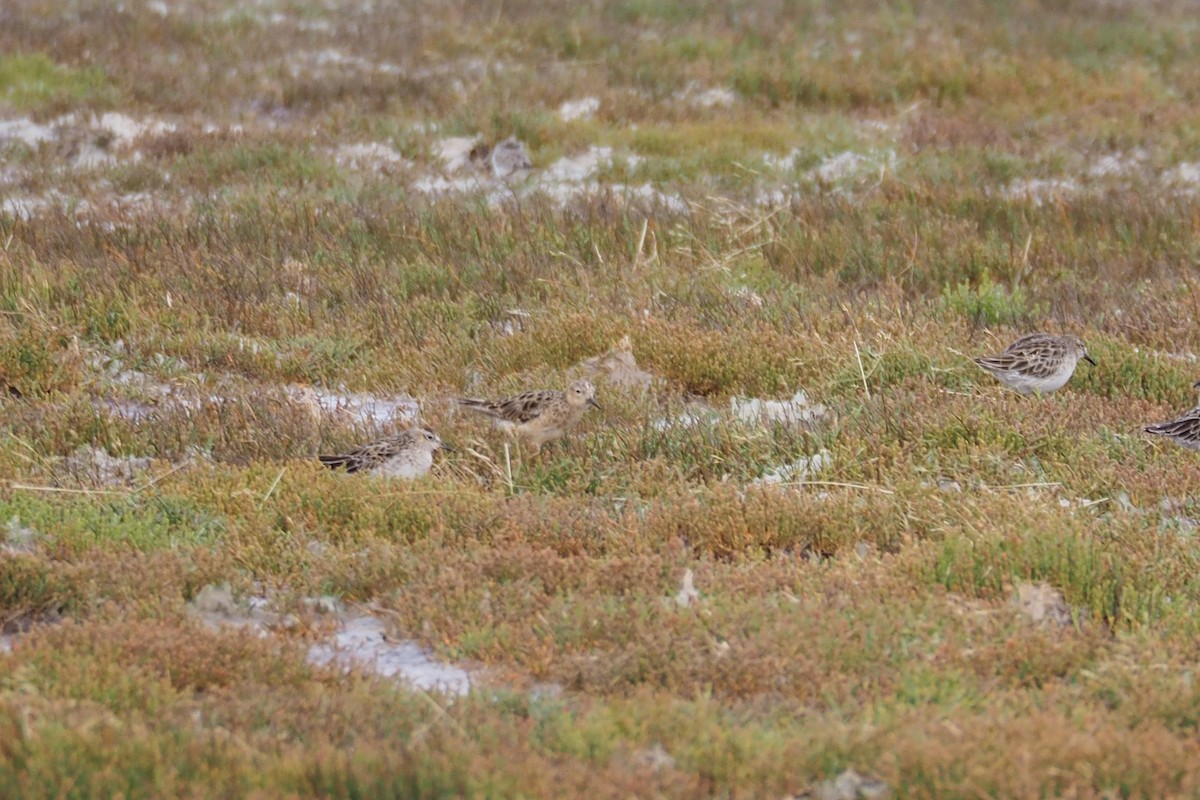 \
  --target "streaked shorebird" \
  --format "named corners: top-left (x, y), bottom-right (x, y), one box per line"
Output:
top-left (457, 379), bottom-right (600, 453)
top-left (974, 333), bottom-right (1096, 395)
top-left (319, 427), bottom-right (452, 478)
top-left (1145, 380), bottom-right (1200, 451)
